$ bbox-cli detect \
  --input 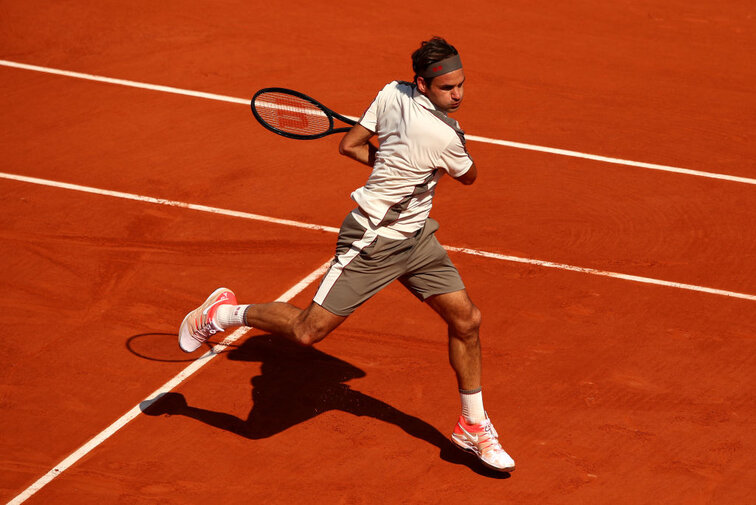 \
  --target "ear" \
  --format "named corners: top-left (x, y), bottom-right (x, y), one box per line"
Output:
top-left (416, 76), bottom-right (428, 94)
